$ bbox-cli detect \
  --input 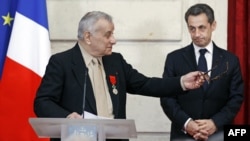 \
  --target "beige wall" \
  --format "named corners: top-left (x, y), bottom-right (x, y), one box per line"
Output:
top-left (47, 0), bottom-right (228, 137)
